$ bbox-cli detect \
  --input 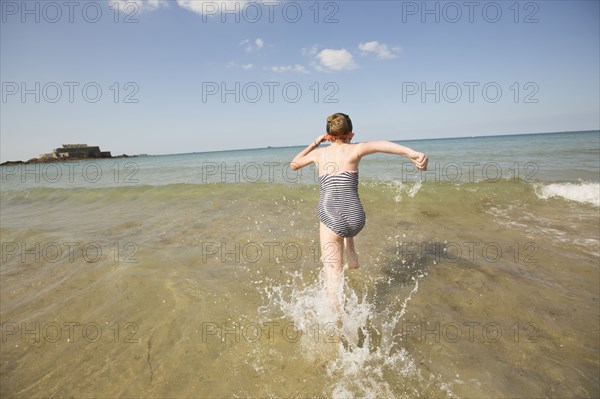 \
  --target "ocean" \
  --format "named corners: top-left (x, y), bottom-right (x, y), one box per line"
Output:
top-left (1, 130), bottom-right (599, 398)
